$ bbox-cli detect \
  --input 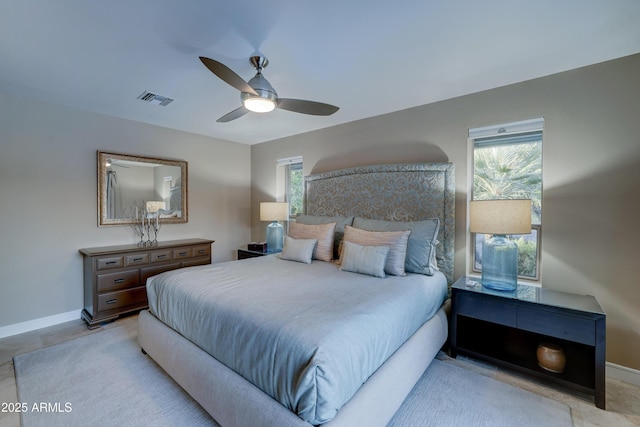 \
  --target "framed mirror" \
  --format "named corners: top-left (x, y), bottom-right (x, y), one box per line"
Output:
top-left (98, 151), bottom-right (188, 226)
